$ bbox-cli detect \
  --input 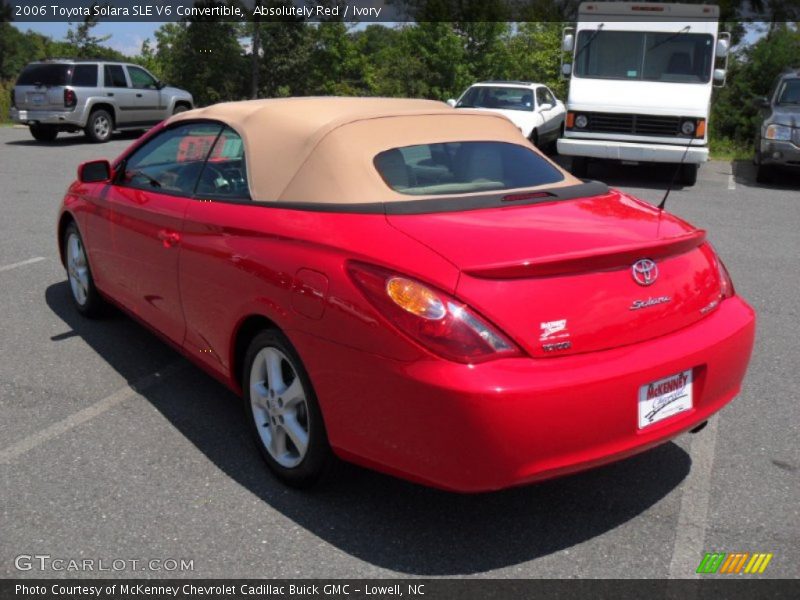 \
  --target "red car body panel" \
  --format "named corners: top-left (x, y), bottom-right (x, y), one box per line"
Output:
top-left (58, 117), bottom-right (756, 492)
